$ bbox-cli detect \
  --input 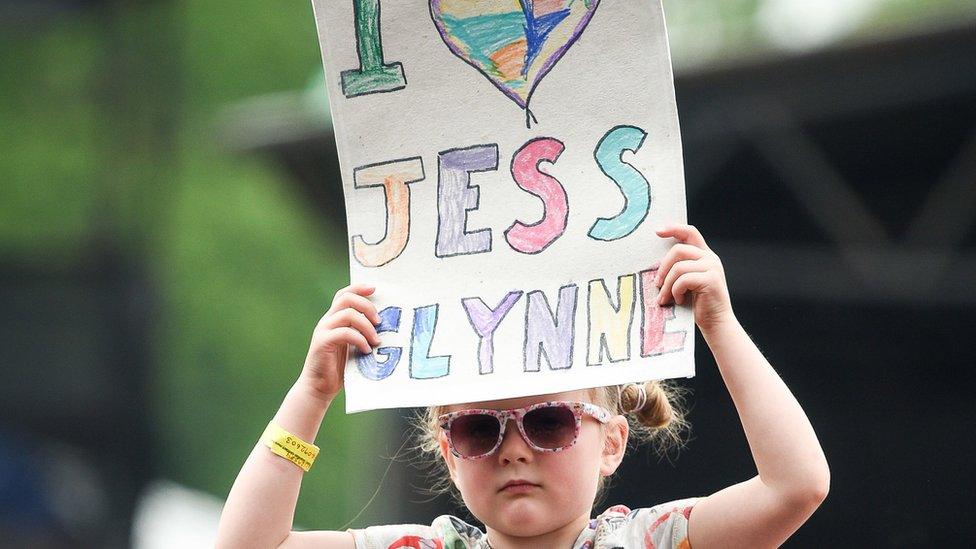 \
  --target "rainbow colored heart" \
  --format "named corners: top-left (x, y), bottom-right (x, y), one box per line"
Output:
top-left (430, 0), bottom-right (600, 126)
